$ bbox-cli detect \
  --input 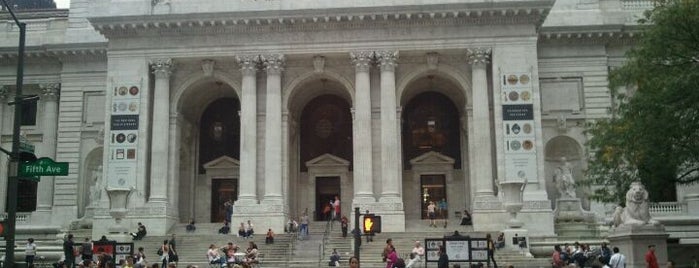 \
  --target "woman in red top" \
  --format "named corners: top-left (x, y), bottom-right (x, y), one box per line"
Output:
top-left (385, 245), bottom-right (398, 268)
top-left (552, 245), bottom-right (565, 268)
top-left (645, 245), bottom-right (659, 268)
